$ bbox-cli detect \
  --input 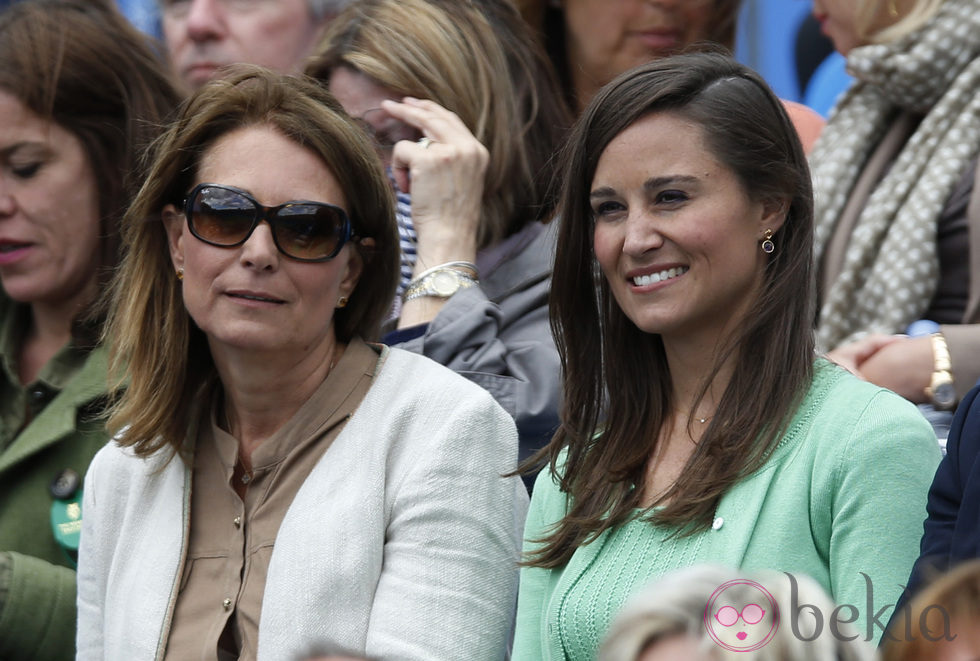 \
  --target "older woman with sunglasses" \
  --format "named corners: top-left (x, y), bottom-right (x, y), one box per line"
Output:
top-left (75, 67), bottom-right (526, 661)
